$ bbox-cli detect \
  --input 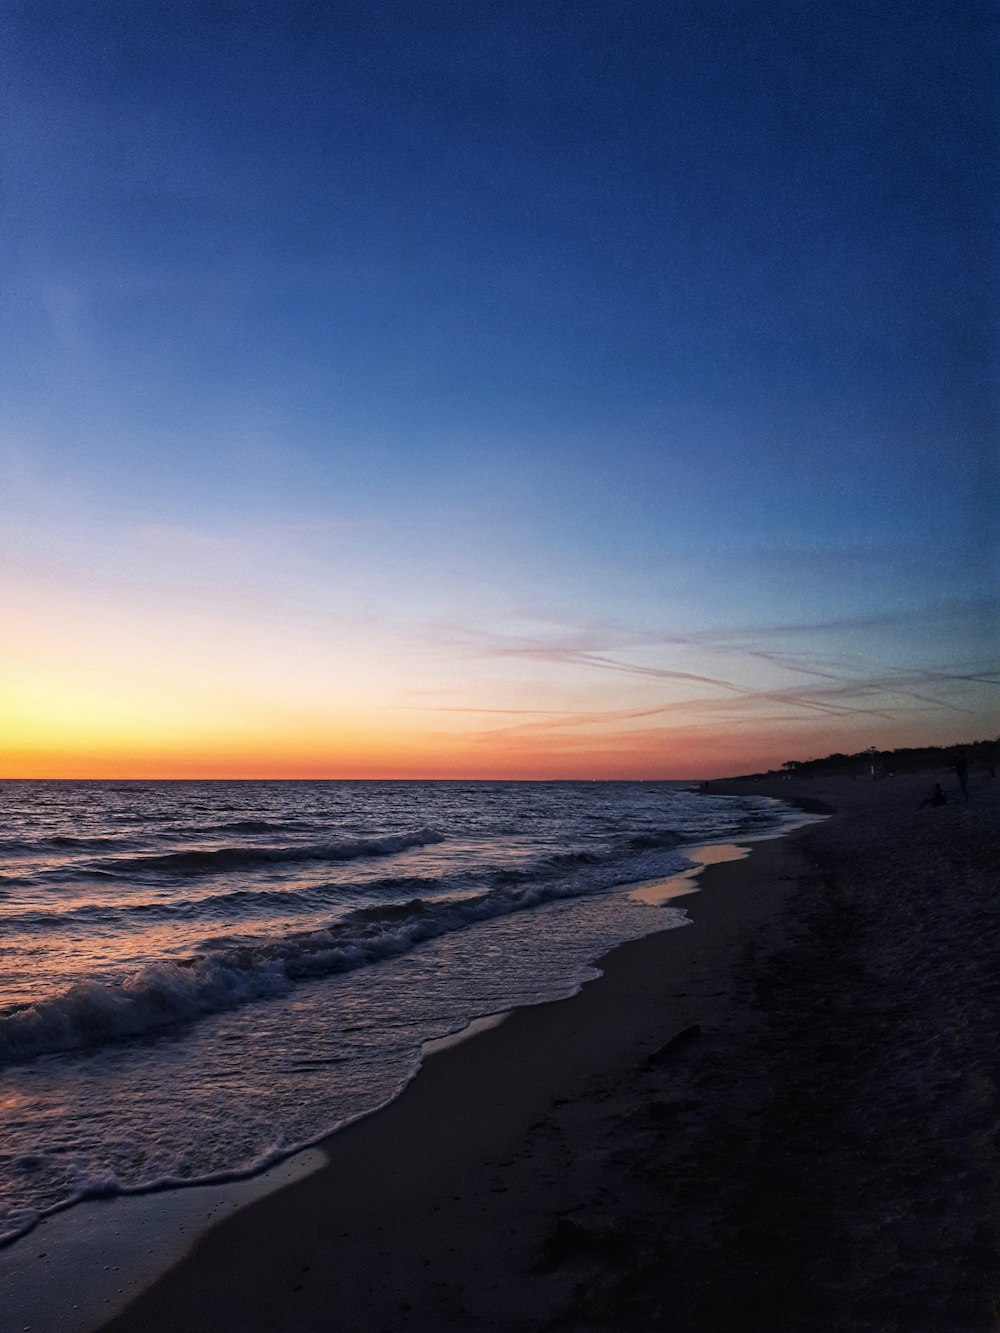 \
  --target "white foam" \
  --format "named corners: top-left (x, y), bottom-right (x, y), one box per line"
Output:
top-left (0, 850), bottom-right (685, 1064)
